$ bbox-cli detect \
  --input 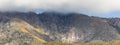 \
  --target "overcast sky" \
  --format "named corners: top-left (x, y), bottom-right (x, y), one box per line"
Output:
top-left (0, 0), bottom-right (120, 17)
